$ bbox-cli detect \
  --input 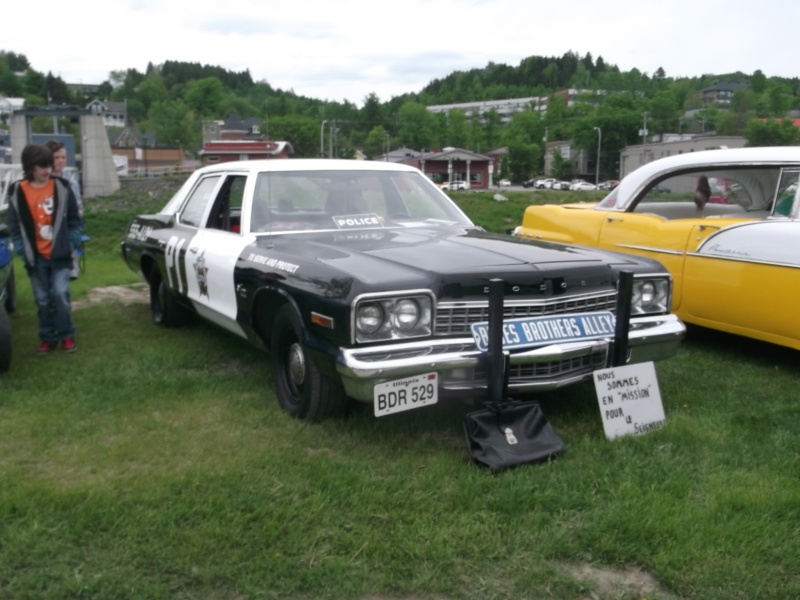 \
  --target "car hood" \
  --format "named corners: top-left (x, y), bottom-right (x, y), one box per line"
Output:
top-left (262, 226), bottom-right (661, 296)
